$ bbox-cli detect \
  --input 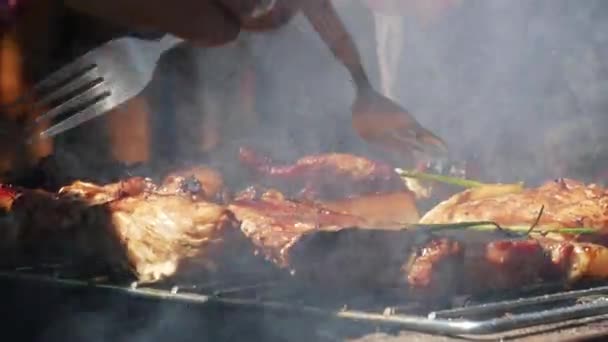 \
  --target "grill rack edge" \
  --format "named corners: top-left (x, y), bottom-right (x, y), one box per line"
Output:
top-left (3, 269), bottom-right (608, 337)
